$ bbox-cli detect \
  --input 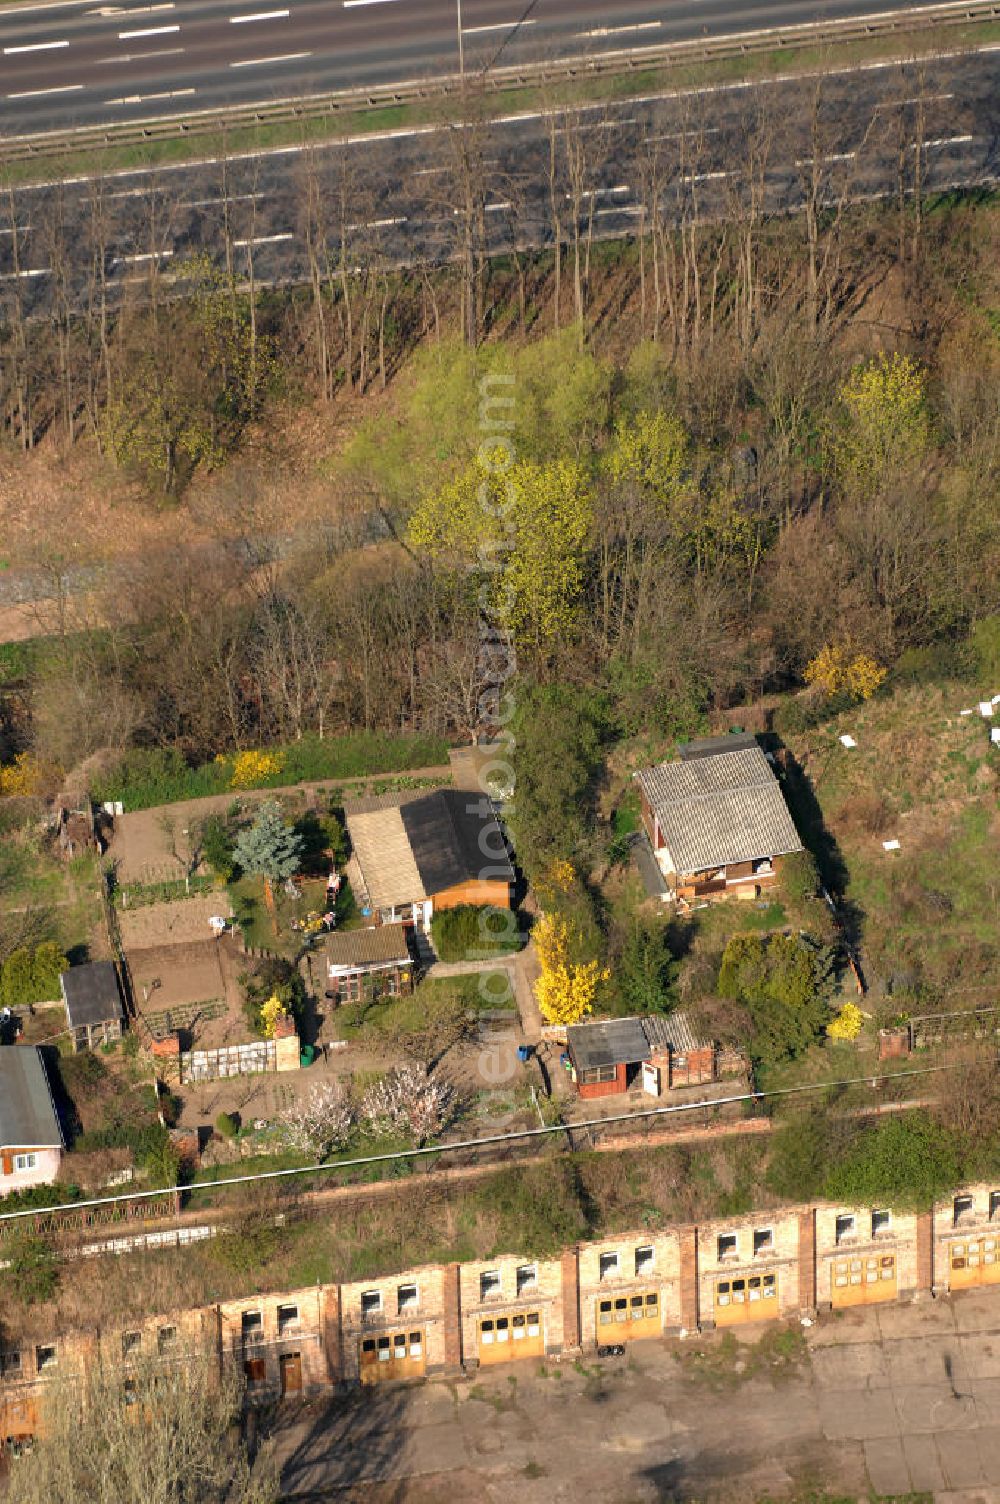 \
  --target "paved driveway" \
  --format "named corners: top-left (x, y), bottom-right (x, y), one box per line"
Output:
top-left (269, 1291), bottom-right (1000, 1502)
